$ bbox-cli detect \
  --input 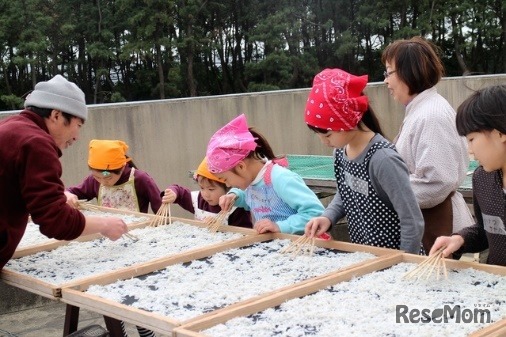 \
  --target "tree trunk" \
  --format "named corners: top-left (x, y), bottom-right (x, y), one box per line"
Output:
top-left (450, 13), bottom-right (470, 75)
top-left (186, 22), bottom-right (197, 97)
top-left (156, 43), bottom-right (165, 99)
